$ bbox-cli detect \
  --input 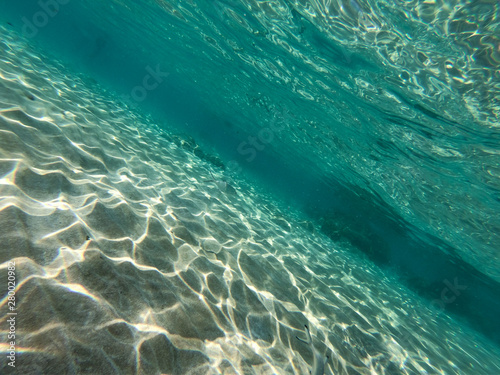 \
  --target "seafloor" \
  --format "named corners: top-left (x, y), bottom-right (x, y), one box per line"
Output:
top-left (1, 26), bottom-right (500, 375)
